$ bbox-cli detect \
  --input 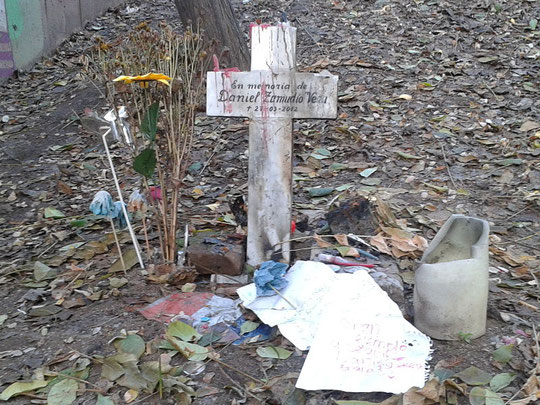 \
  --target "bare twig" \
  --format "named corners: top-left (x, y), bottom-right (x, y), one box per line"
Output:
top-left (37, 241), bottom-right (59, 258)
top-left (109, 218), bottom-right (126, 272)
top-left (216, 363), bottom-right (266, 403)
top-left (47, 371), bottom-right (104, 391)
top-left (199, 137), bottom-right (225, 175)
top-left (62, 270), bottom-right (84, 292)
top-left (141, 215), bottom-right (152, 259)
top-left (514, 231), bottom-right (540, 243)
top-left (438, 140), bottom-right (459, 190)
top-left (294, 16), bottom-right (326, 57)
top-left (528, 268), bottom-right (540, 293)
top-left (272, 234), bottom-right (373, 247)
top-left (506, 206), bottom-right (529, 221)
top-left (270, 285), bottom-right (296, 310)
top-left (16, 393), bottom-right (44, 400)
top-left (211, 357), bottom-right (265, 384)
top-left (132, 393), bottom-right (158, 404)
top-left (532, 323), bottom-right (539, 364)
